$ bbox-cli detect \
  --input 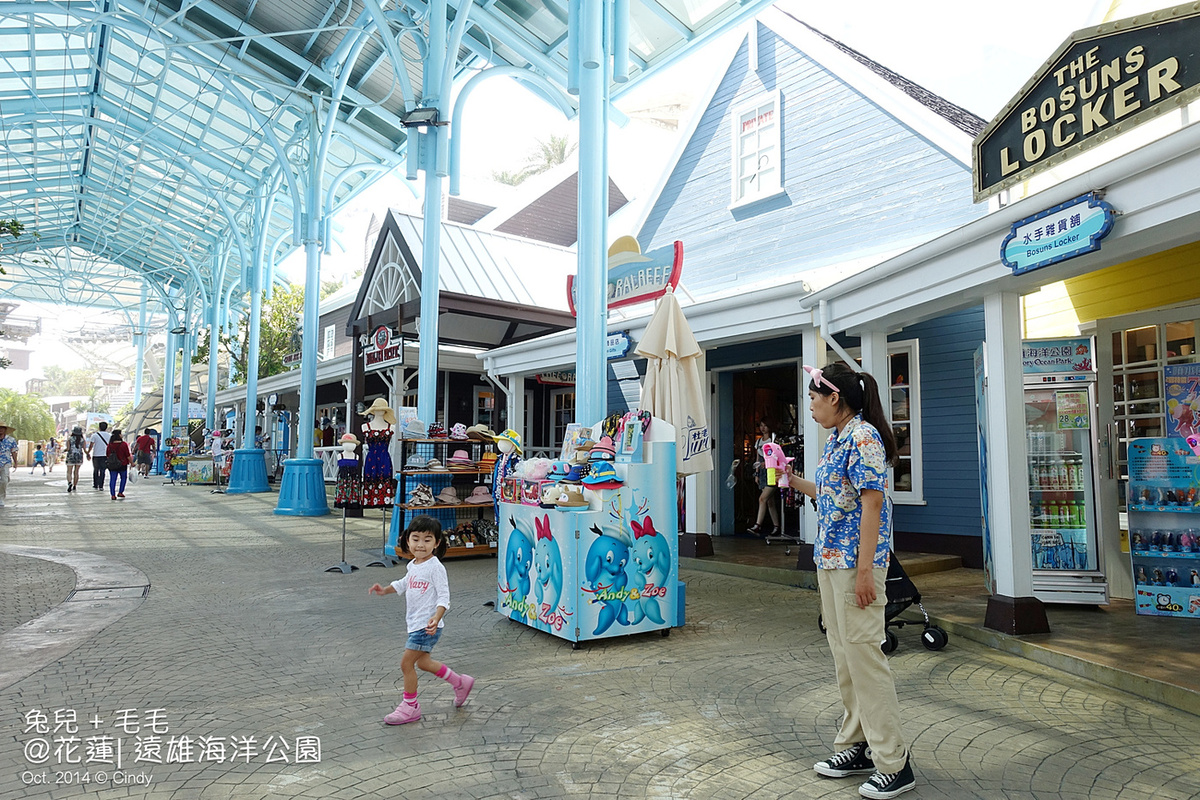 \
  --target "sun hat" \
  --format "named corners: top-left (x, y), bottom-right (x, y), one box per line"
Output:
top-left (427, 421), bottom-right (448, 439)
top-left (547, 460), bottom-right (570, 481)
top-left (401, 418), bottom-right (427, 438)
top-left (403, 454), bottom-right (426, 471)
top-left (562, 464), bottom-right (585, 483)
top-left (426, 458), bottom-right (448, 472)
top-left (407, 484), bottom-right (435, 507)
top-left (448, 449), bottom-right (473, 462)
top-left (360, 398), bottom-right (397, 426)
top-left (450, 423), bottom-right (469, 440)
top-left (590, 435), bottom-right (616, 461)
top-left (435, 487), bottom-right (460, 504)
top-left (495, 428), bottom-right (522, 454)
top-left (339, 433), bottom-right (360, 446)
top-left (477, 451), bottom-right (497, 468)
top-left (554, 485), bottom-right (588, 508)
top-left (582, 460), bottom-right (623, 489)
top-left (465, 486), bottom-right (493, 504)
top-left (466, 424), bottom-right (496, 440)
